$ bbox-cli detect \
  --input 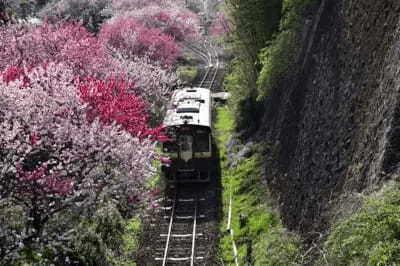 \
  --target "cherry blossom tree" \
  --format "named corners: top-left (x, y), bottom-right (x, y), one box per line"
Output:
top-left (79, 76), bottom-right (167, 140)
top-left (0, 63), bottom-right (158, 262)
